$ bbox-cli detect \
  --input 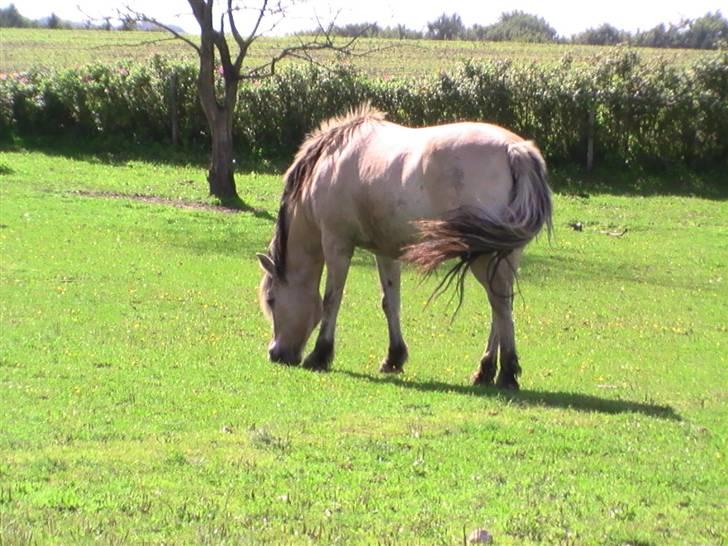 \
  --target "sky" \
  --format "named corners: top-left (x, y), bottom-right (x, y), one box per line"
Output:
top-left (4, 0), bottom-right (725, 37)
